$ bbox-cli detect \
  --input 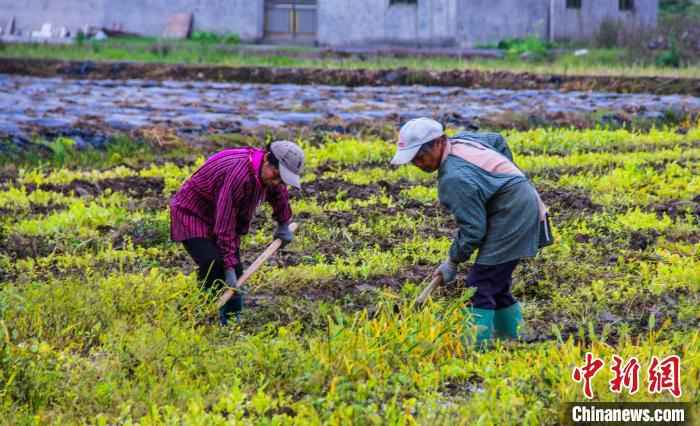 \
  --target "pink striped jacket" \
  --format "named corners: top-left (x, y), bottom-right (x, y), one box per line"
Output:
top-left (170, 147), bottom-right (292, 268)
